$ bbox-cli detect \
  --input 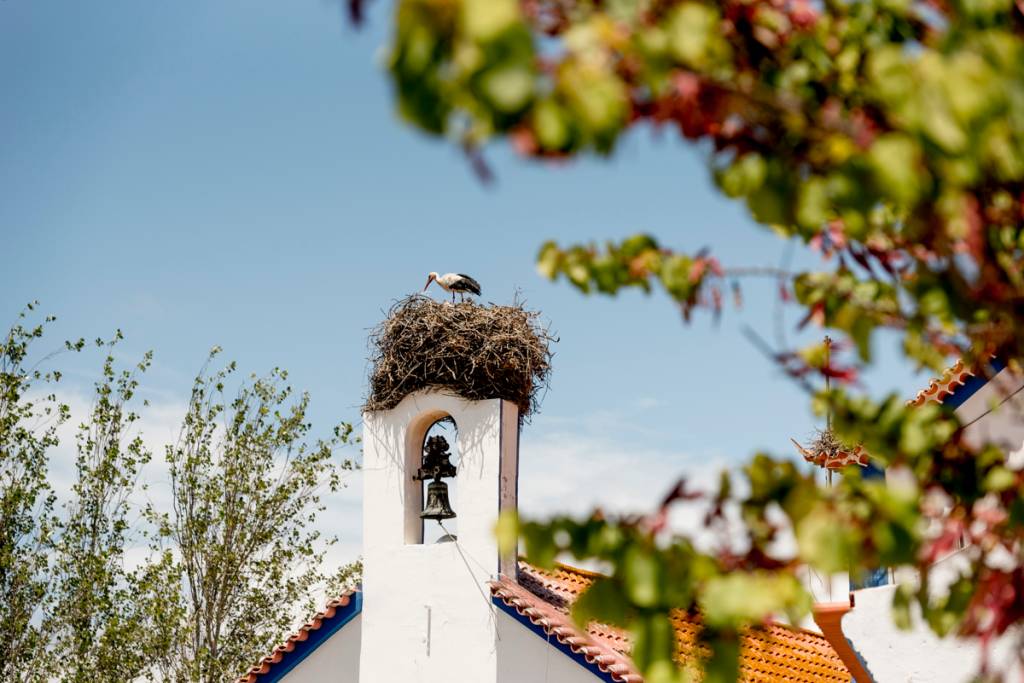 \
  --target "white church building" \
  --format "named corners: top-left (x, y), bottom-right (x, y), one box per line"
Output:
top-left (235, 360), bottom-right (1023, 683)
